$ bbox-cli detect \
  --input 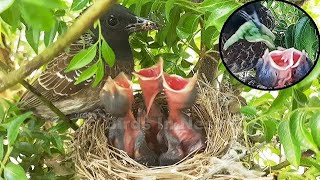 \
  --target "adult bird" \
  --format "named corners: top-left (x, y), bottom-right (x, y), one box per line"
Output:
top-left (221, 2), bottom-right (275, 74)
top-left (20, 4), bottom-right (158, 119)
